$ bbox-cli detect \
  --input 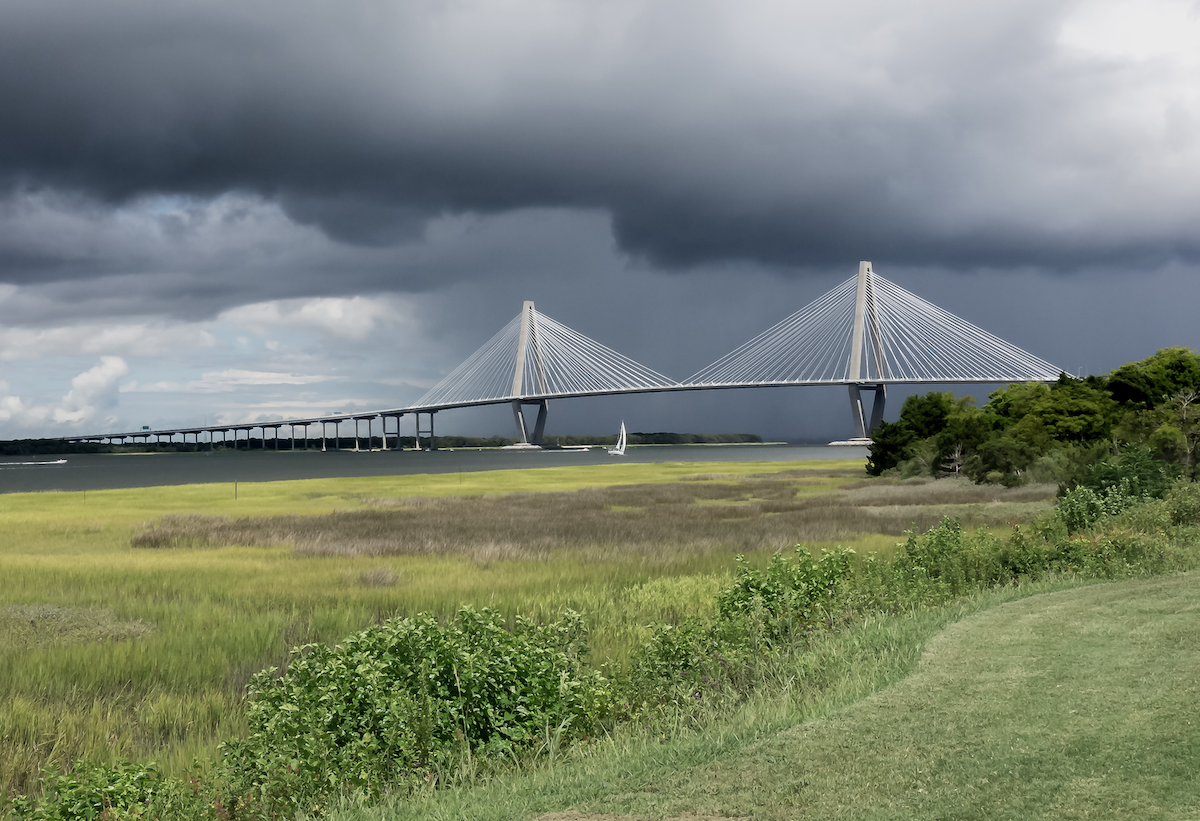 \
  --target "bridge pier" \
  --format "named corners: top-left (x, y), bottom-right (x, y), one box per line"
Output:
top-left (848, 383), bottom-right (886, 439)
top-left (511, 399), bottom-right (547, 445)
top-left (417, 411), bottom-right (437, 450)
